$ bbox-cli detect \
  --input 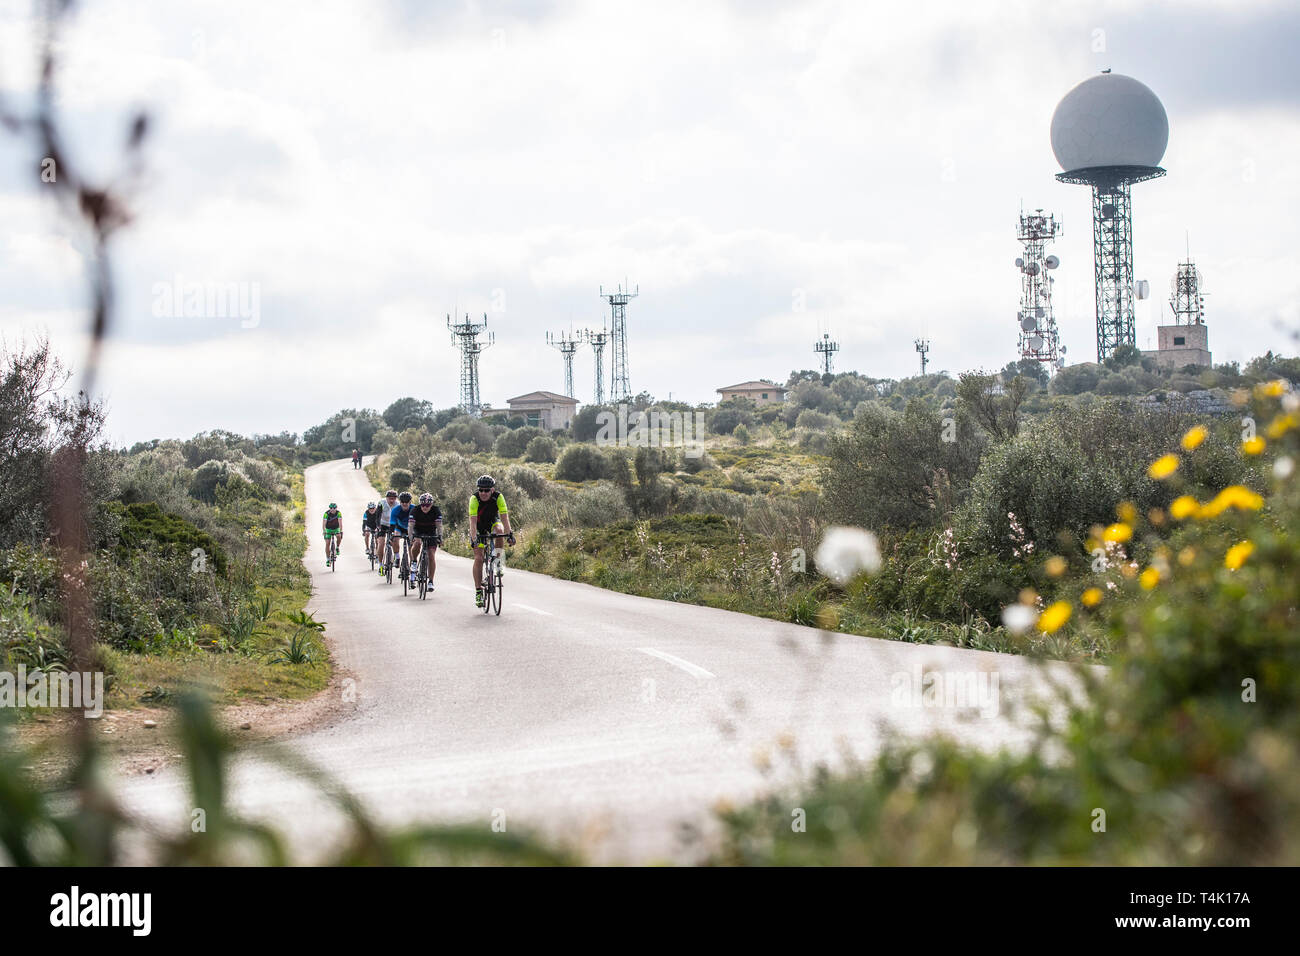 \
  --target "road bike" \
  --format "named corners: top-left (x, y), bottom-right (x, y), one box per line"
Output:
top-left (326, 534), bottom-right (339, 571)
top-left (384, 530), bottom-right (403, 585)
top-left (479, 533), bottom-right (510, 616)
top-left (365, 528), bottom-right (377, 571)
top-left (397, 532), bottom-right (413, 596)
top-left (413, 535), bottom-right (439, 600)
